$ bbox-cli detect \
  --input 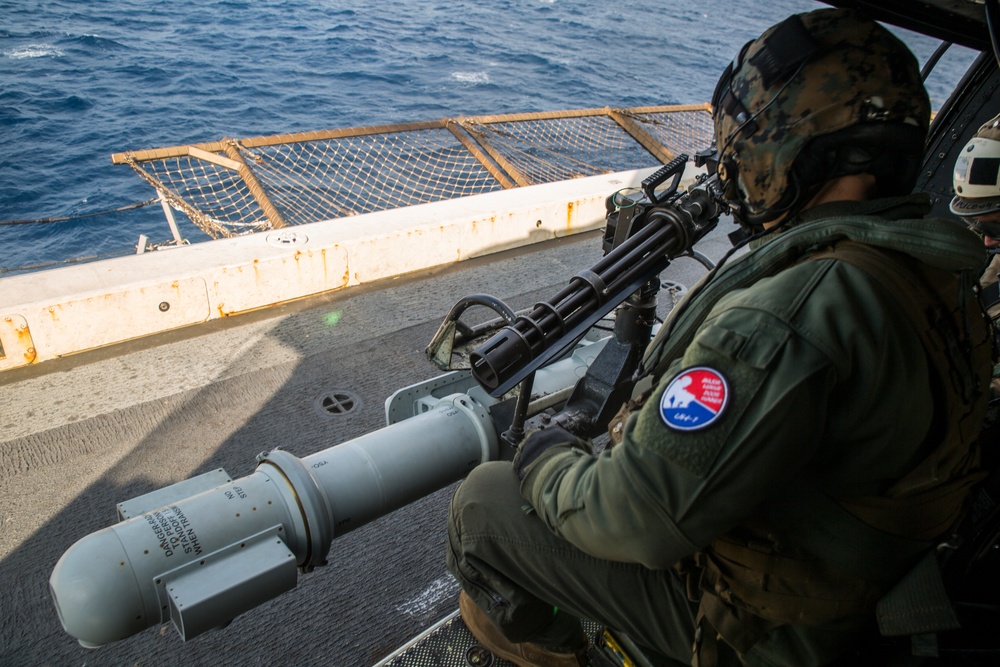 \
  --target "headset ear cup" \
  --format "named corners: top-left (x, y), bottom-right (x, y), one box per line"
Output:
top-left (792, 123), bottom-right (926, 200)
